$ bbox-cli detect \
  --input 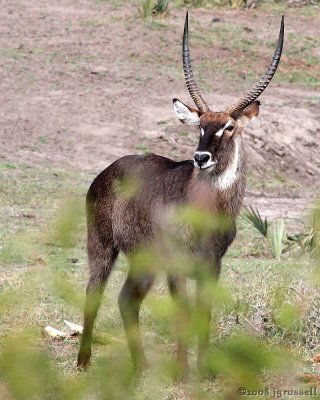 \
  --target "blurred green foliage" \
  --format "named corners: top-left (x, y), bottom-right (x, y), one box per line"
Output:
top-left (0, 1), bottom-right (319, 397)
top-left (51, 196), bottom-right (85, 248)
top-left (0, 197), bottom-right (319, 399)
top-left (0, 165), bottom-right (319, 399)
top-left (0, 334), bottom-right (57, 400)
